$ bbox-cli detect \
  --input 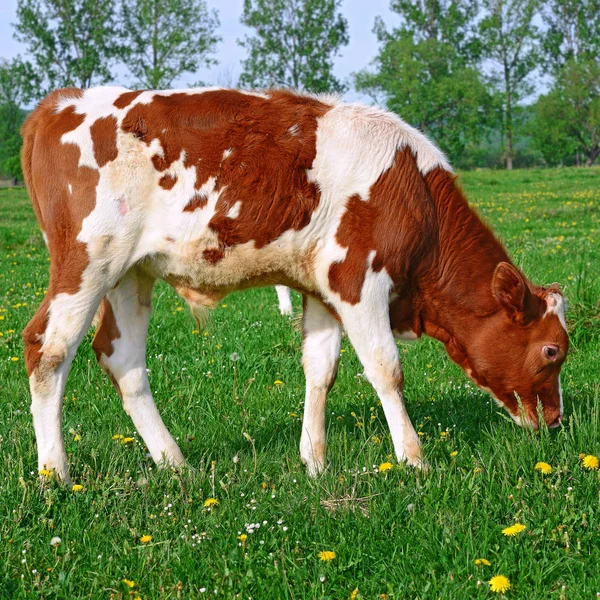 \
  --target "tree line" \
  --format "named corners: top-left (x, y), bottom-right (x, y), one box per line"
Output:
top-left (1, 0), bottom-right (599, 184)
